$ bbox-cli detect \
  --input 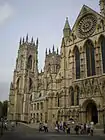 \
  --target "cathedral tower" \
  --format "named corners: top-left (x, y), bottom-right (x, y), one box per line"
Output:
top-left (99, 0), bottom-right (105, 16)
top-left (8, 34), bottom-right (38, 122)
